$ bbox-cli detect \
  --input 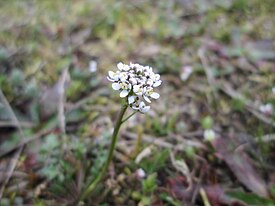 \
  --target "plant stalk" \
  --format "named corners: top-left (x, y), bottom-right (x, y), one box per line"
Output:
top-left (79, 105), bottom-right (128, 202)
top-left (121, 111), bottom-right (137, 124)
